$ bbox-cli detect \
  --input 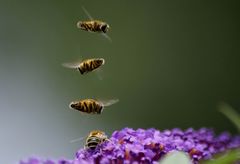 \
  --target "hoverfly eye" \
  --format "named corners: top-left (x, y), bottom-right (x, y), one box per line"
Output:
top-left (101, 24), bottom-right (108, 33)
top-left (70, 103), bottom-right (75, 108)
top-left (76, 21), bottom-right (83, 28)
top-left (99, 59), bottom-right (105, 65)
